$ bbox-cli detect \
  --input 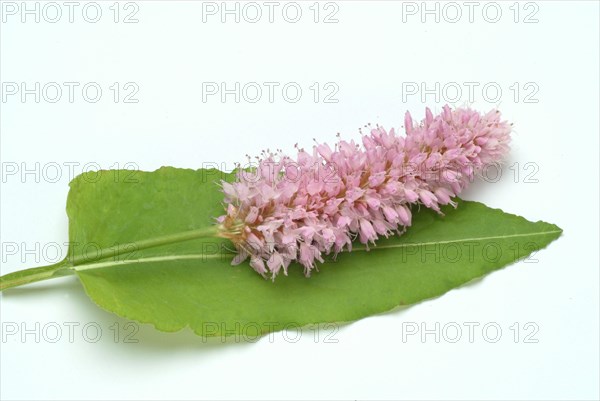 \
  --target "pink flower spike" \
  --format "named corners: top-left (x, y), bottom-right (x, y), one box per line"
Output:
top-left (216, 105), bottom-right (512, 279)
